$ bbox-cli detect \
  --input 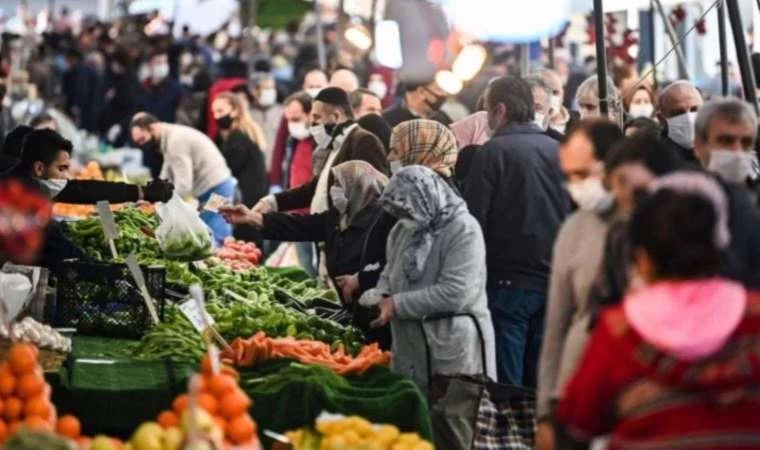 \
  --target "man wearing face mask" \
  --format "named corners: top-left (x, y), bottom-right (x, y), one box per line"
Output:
top-left (526, 76), bottom-right (562, 141)
top-left (464, 76), bottom-right (570, 388)
top-left (537, 69), bottom-right (579, 136)
top-left (382, 79), bottom-right (452, 128)
top-left (657, 80), bottom-right (704, 164)
top-left (249, 73), bottom-right (283, 169)
top-left (129, 112), bottom-right (235, 243)
top-left (252, 87), bottom-right (387, 216)
top-left (141, 50), bottom-right (184, 124)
